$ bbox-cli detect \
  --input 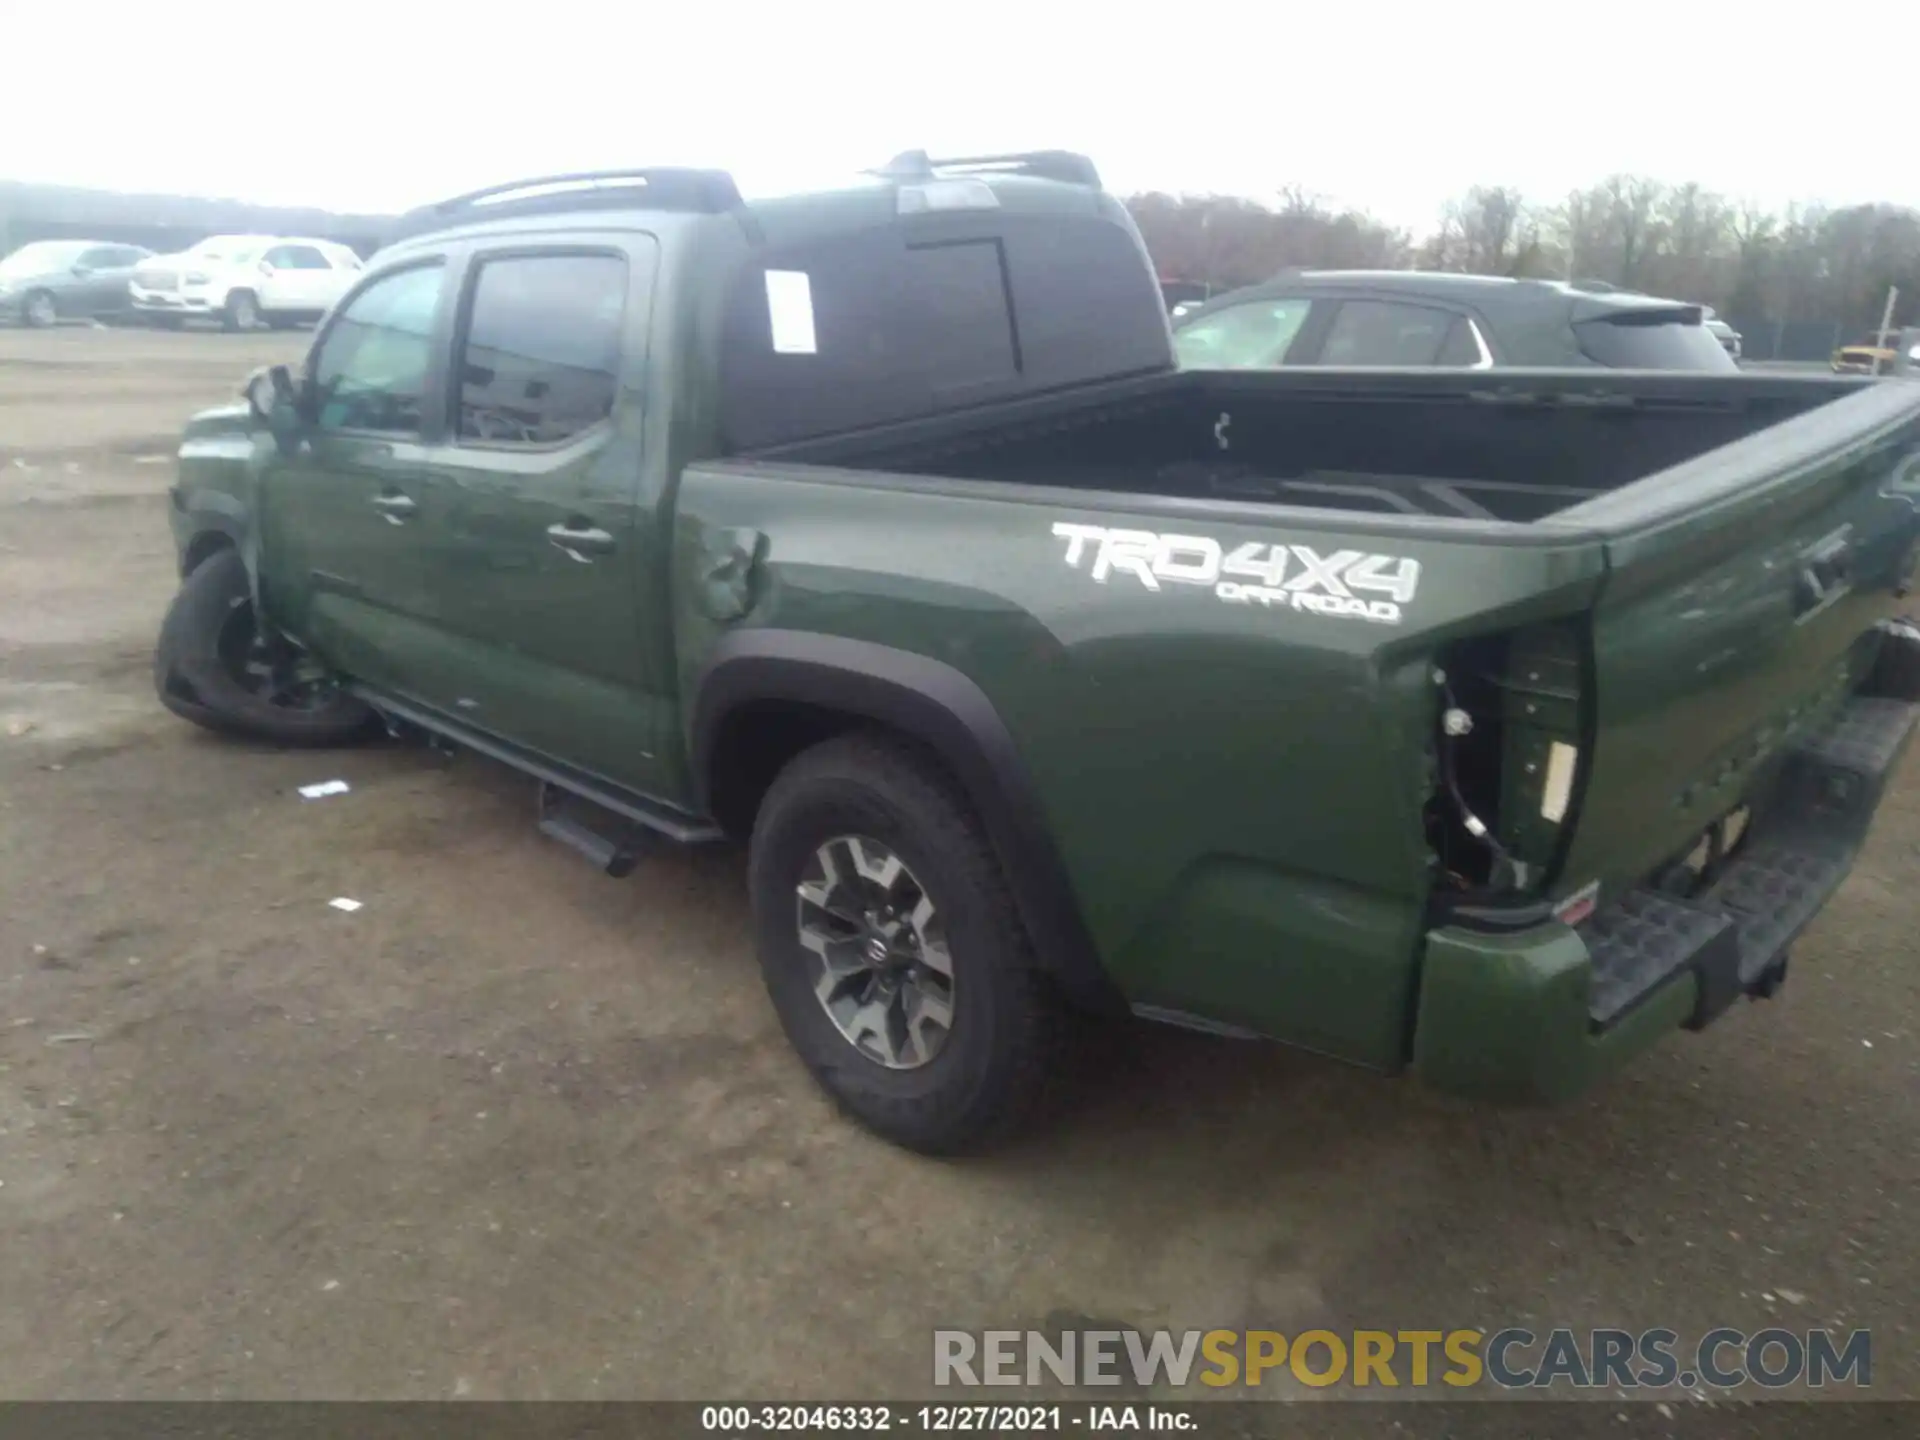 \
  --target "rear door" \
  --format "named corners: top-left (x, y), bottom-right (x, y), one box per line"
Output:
top-left (405, 237), bottom-right (669, 794)
top-left (1295, 296), bottom-right (1491, 367)
top-left (74, 247), bottom-right (133, 315)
